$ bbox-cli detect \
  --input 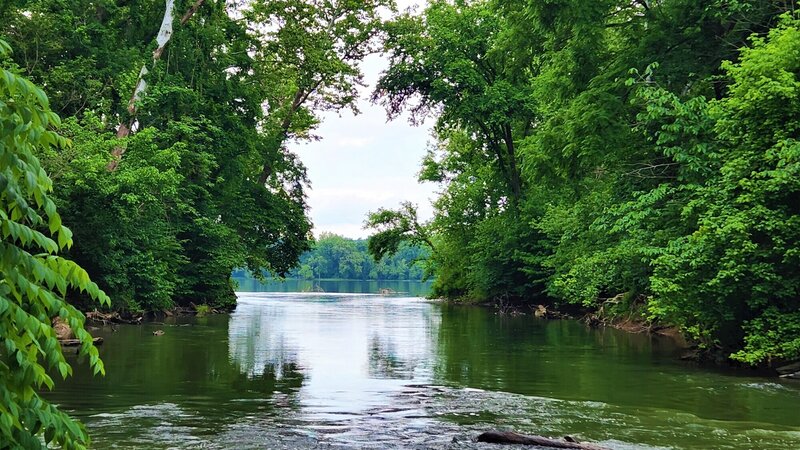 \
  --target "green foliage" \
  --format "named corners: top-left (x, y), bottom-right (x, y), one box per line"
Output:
top-left (0, 0), bottom-right (399, 311)
top-left (245, 0), bottom-right (393, 184)
top-left (371, 0), bottom-right (545, 299)
top-left (366, 201), bottom-right (433, 262)
top-left (376, 0), bottom-right (528, 201)
top-left (649, 16), bottom-right (800, 362)
top-left (290, 232), bottom-right (429, 281)
top-left (371, 0), bottom-right (800, 365)
top-left (42, 121), bottom-right (186, 312)
top-left (1, 39), bottom-right (109, 449)
top-left (194, 304), bottom-right (212, 317)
